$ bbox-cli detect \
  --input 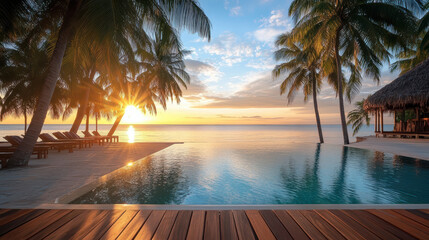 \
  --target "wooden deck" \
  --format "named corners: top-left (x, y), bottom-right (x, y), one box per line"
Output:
top-left (1, 208), bottom-right (429, 239)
